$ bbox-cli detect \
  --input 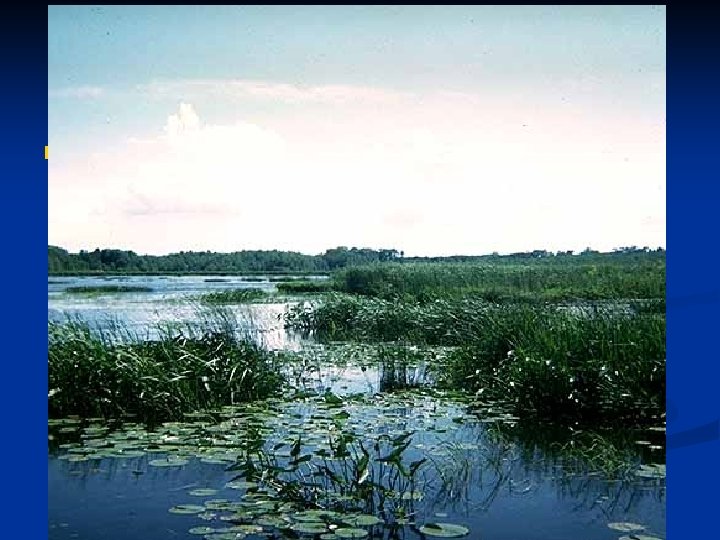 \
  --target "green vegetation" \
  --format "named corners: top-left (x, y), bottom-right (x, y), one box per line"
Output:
top-left (286, 296), bottom-right (664, 423)
top-left (285, 252), bottom-right (665, 426)
top-left (48, 321), bottom-right (284, 422)
top-left (199, 288), bottom-right (268, 304)
top-left (334, 257), bottom-right (665, 302)
top-left (48, 245), bottom-right (402, 274)
top-left (49, 244), bottom-right (663, 276)
top-left (275, 279), bottom-right (335, 294)
top-left (226, 408), bottom-right (426, 525)
top-left (64, 285), bottom-right (153, 294)
top-left (47, 248), bottom-right (665, 537)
